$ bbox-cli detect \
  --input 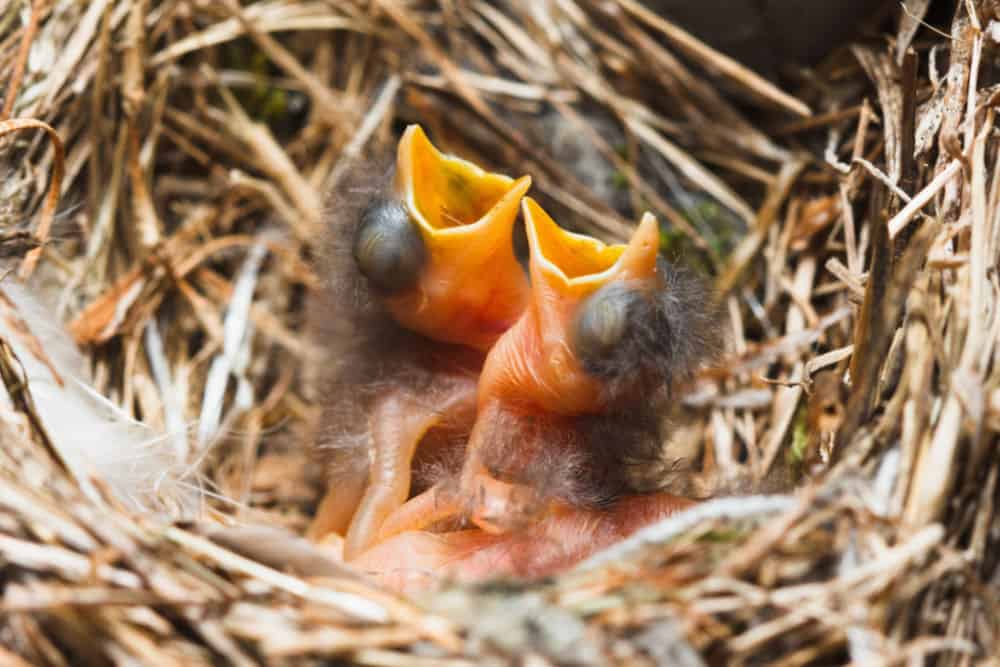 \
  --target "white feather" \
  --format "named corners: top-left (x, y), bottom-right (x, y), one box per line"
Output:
top-left (0, 280), bottom-right (198, 516)
top-left (197, 242), bottom-right (266, 448)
